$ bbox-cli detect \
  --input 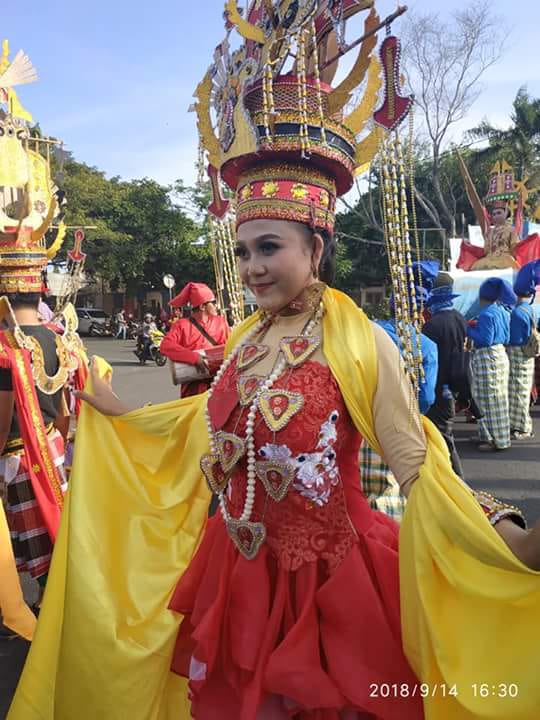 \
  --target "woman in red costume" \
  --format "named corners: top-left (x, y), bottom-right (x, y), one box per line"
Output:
top-left (47, 172), bottom-right (540, 720)
top-left (10, 5), bottom-right (540, 720)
